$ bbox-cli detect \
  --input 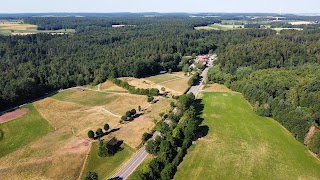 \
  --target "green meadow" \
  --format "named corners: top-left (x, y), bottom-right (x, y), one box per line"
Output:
top-left (175, 92), bottom-right (320, 179)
